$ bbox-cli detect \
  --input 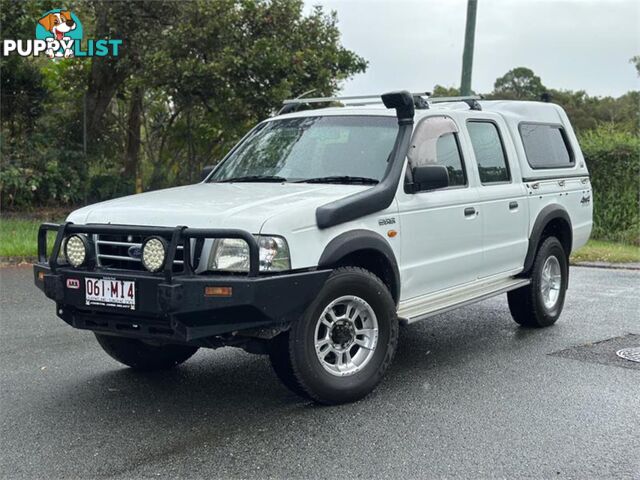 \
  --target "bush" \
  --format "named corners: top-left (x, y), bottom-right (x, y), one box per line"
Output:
top-left (580, 125), bottom-right (640, 244)
top-left (88, 171), bottom-right (134, 204)
top-left (0, 134), bottom-right (87, 209)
